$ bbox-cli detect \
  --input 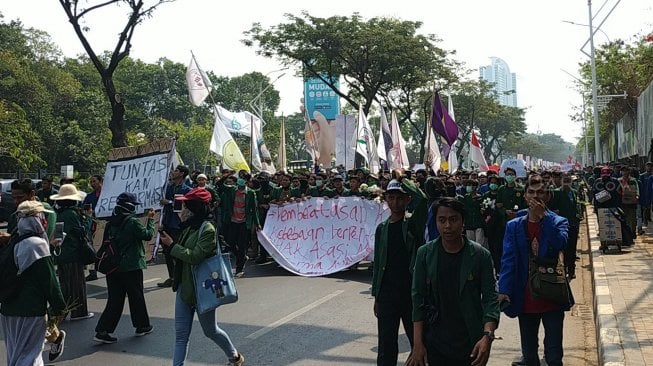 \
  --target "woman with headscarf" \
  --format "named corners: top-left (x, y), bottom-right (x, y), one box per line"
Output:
top-left (50, 184), bottom-right (94, 320)
top-left (159, 188), bottom-right (245, 366)
top-left (93, 193), bottom-right (155, 344)
top-left (1, 201), bottom-right (66, 366)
